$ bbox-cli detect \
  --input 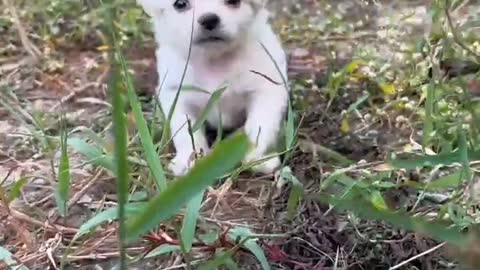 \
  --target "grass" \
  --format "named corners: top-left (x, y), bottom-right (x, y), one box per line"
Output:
top-left (0, 0), bottom-right (479, 269)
